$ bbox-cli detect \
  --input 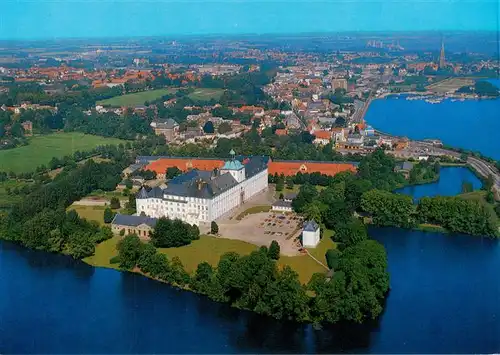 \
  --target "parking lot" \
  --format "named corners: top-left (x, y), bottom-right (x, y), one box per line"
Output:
top-left (218, 211), bottom-right (304, 256)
